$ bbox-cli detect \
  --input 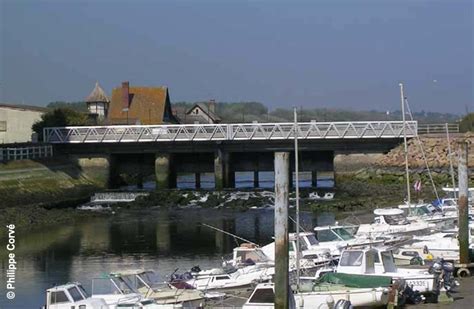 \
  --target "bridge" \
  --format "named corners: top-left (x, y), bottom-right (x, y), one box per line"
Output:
top-left (44, 121), bottom-right (417, 143)
top-left (45, 121), bottom-right (418, 190)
